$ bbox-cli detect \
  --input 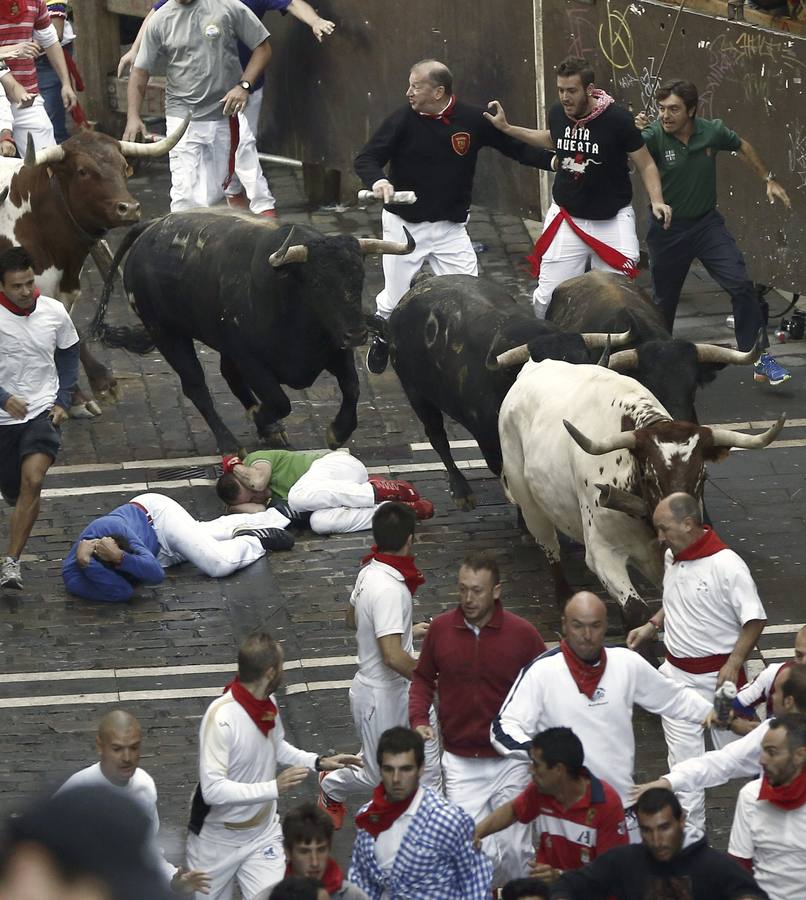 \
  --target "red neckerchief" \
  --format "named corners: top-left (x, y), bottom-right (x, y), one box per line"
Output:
top-left (0, 288), bottom-right (40, 317)
top-left (758, 767), bottom-right (806, 810)
top-left (361, 545), bottom-right (425, 596)
top-left (284, 858), bottom-right (344, 894)
top-left (568, 88), bottom-right (615, 132)
top-left (419, 94), bottom-right (456, 125)
top-left (355, 783), bottom-right (417, 838)
top-left (224, 677), bottom-right (277, 735)
top-left (673, 526), bottom-right (729, 563)
top-left (526, 208), bottom-right (638, 281)
top-left (560, 639), bottom-right (608, 699)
